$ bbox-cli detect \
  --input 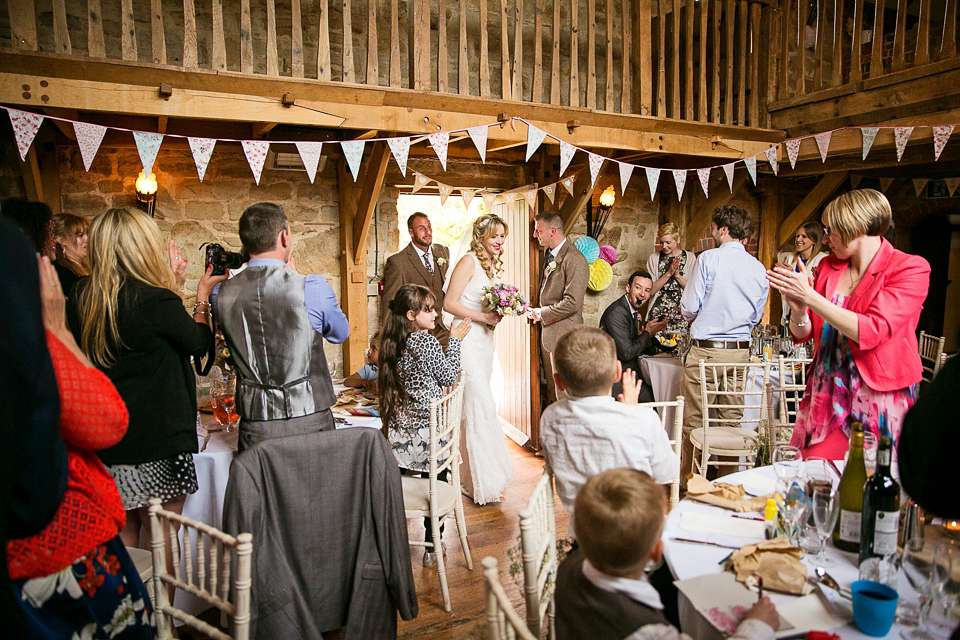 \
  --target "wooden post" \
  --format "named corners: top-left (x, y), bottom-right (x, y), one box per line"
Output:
top-left (758, 190), bottom-right (780, 324)
top-left (409, 0), bottom-right (430, 90)
top-left (9, 0), bottom-right (38, 51)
